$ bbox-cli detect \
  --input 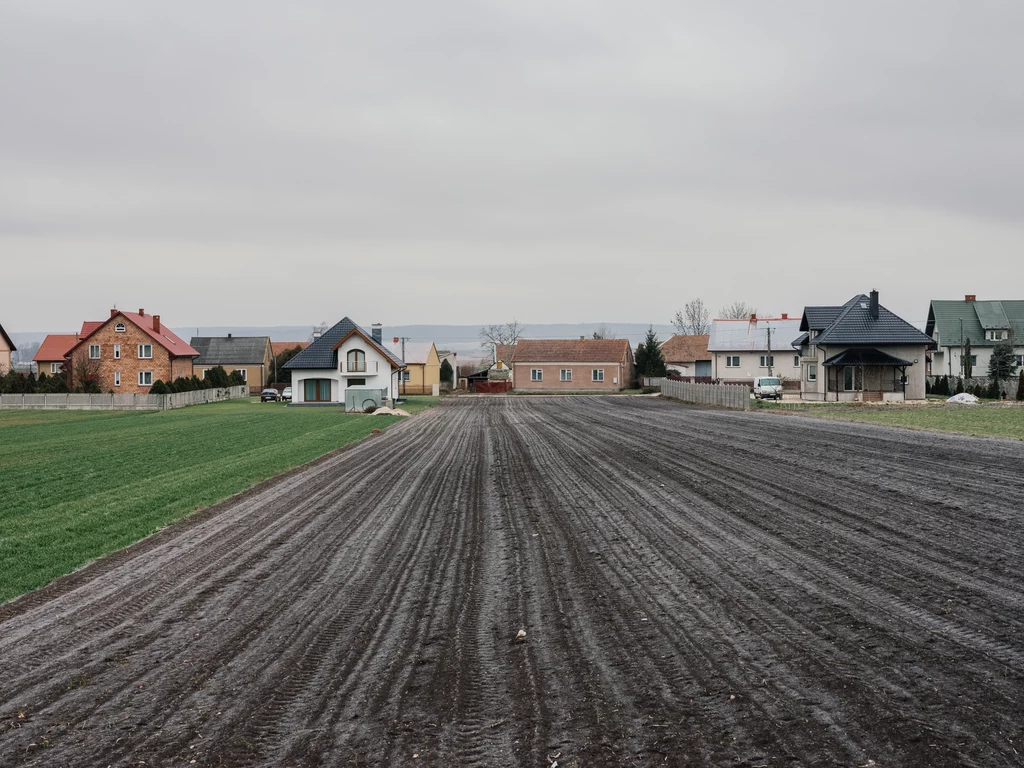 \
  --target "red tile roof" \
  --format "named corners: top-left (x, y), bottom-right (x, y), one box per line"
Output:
top-left (71, 311), bottom-right (199, 358)
top-left (34, 334), bottom-right (81, 362)
top-left (80, 321), bottom-right (103, 336)
top-left (495, 344), bottom-right (515, 364)
top-left (660, 334), bottom-right (710, 363)
top-left (512, 338), bottom-right (632, 364)
top-left (271, 341), bottom-right (310, 356)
